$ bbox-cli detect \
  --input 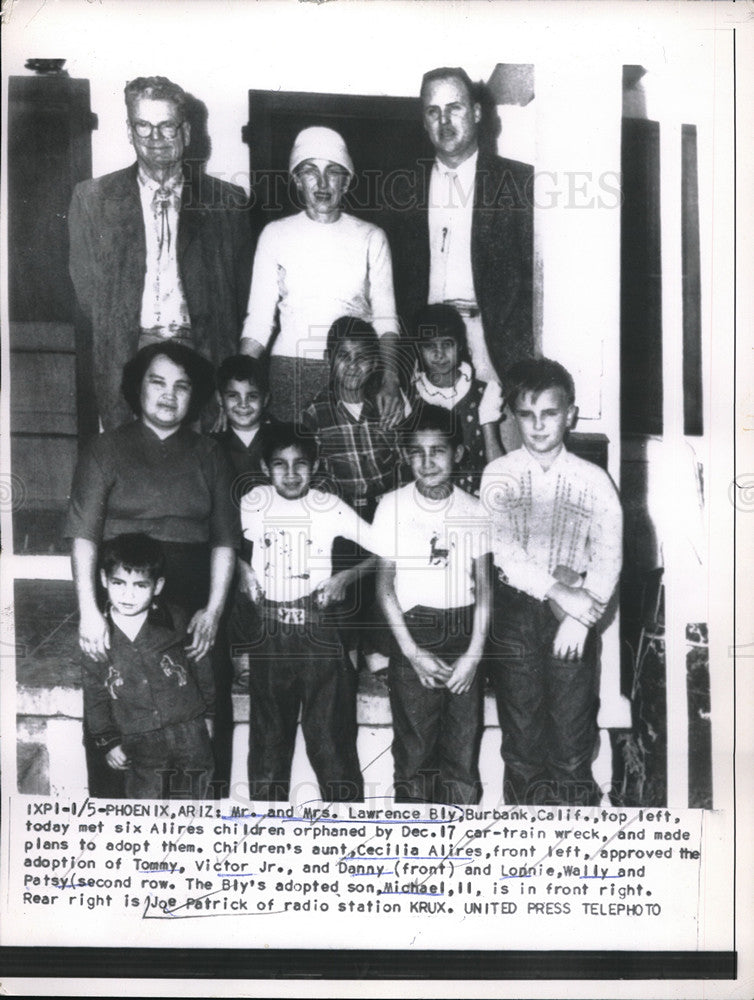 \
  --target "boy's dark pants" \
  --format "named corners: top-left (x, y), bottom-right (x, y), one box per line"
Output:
top-left (489, 582), bottom-right (601, 807)
top-left (160, 542), bottom-right (233, 798)
top-left (389, 605), bottom-right (483, 805)
top-left (237, 598), bottom-right (364, 802)
top-left (121, 717), bottom-right (214, 799)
